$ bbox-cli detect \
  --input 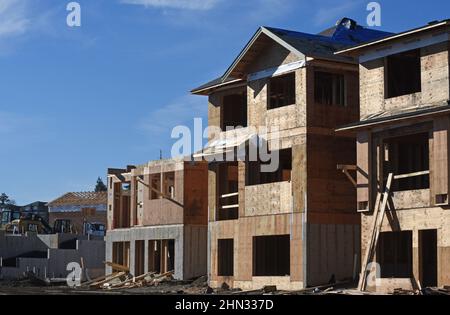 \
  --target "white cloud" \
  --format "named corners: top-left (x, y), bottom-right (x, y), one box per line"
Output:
top-left (139, 95), bottom-right (207, 135)
top-left (120, 0), bottom-right (221, 10)
top-left (0, 0), bottom-right (30, 38)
